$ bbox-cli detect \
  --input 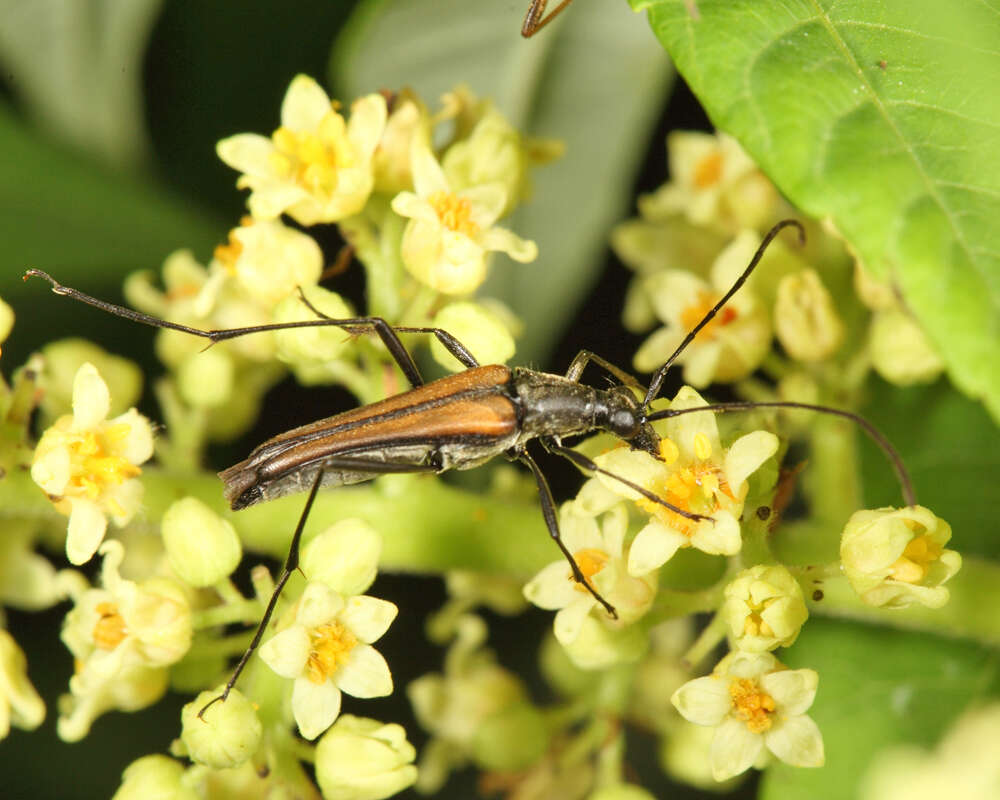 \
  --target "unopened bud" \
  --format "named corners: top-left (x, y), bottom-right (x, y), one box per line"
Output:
top-left (162, 497), bottom-right (241, 587)
top-left (774, 269), bottom-right (844, 362)
top-left (180, 687), bottom-right (262, 769)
